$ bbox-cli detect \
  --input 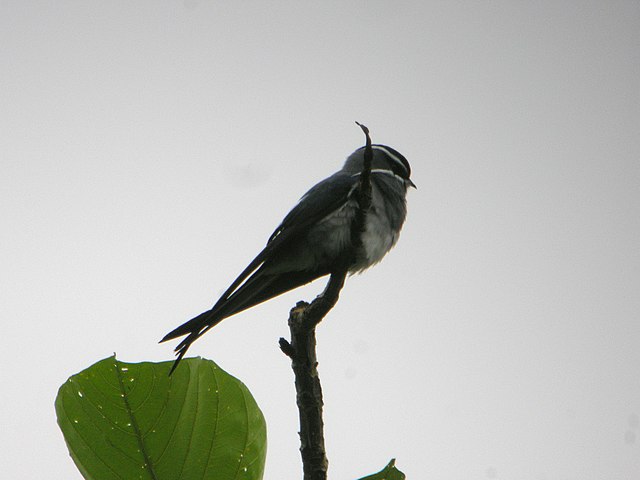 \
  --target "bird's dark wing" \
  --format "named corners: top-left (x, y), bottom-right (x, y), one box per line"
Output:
top-left (160, 172), bottom-right (360, 373)
top-left (268, 171), bottom-right (358, 242)
top-left (206, 171), bottom-right (359, 312)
